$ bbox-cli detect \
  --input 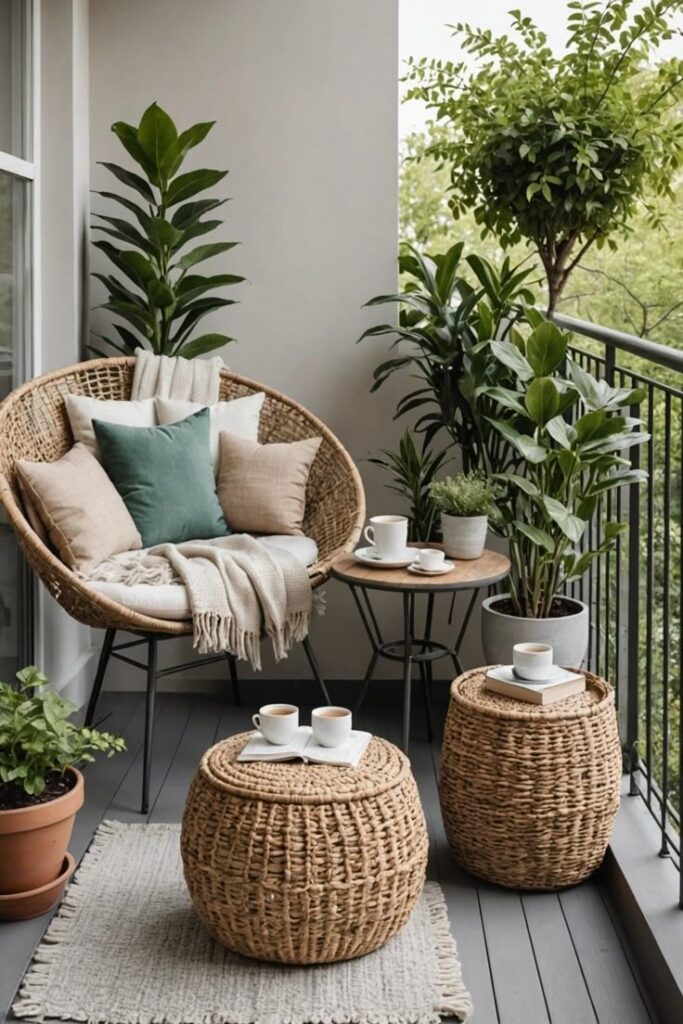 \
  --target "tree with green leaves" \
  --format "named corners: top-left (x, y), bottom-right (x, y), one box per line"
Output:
top-left (403, 1), bottom-right (683, 314)
top-left (91, 102), bottom-right (243, 359)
